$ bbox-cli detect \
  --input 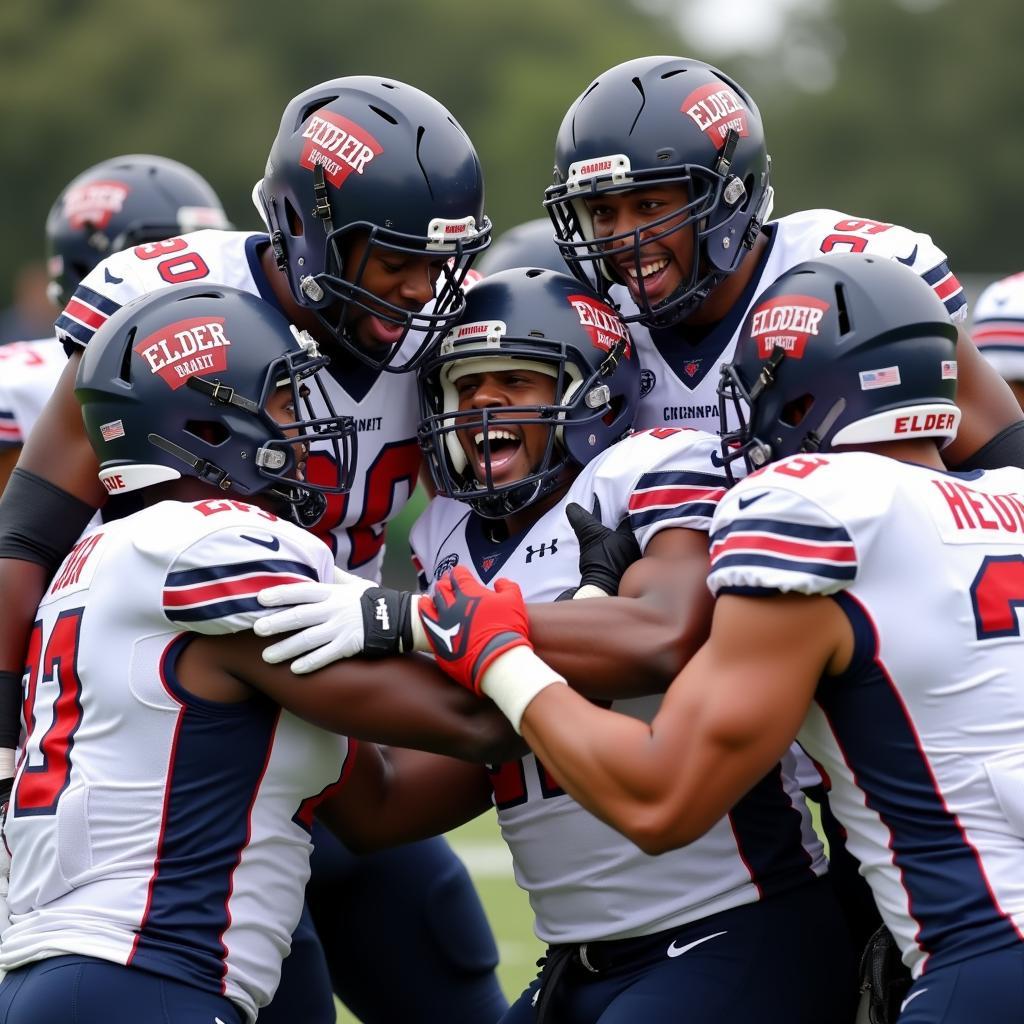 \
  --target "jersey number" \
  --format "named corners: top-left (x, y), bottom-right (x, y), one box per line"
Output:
top-left (134, 237), bottom-right (211, 284)
top-left (306, 439), bottom-right (421, 571)
top-left (820, 217), bottom-right (892, 255)
top-left (13, 609), bottom-right (85, 816)
top-left (970, 555), bottom-right (1024, 640)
